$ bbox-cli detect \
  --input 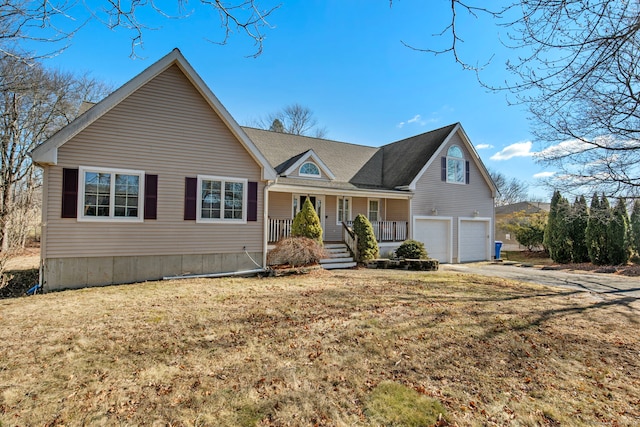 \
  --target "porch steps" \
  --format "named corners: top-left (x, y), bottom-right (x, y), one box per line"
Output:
top-left (320, 243), bottom-right (357, 270)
